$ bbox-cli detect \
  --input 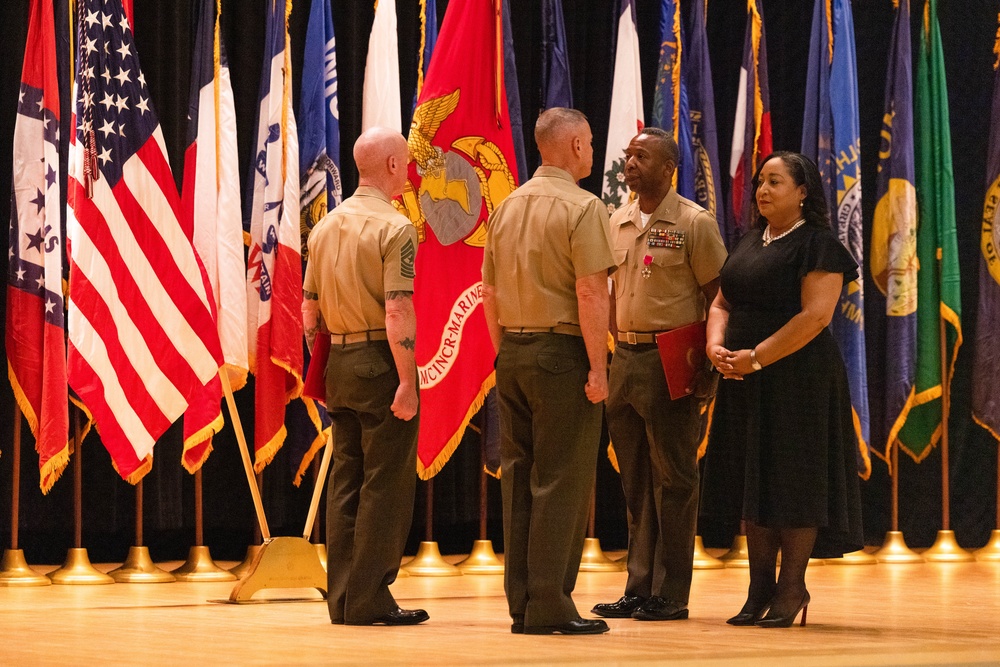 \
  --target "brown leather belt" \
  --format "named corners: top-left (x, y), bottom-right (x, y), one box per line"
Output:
top-left (617, 331), bottom-right (660, 345)
top-left (506, 324), bottom-right (583, 337)
top-left (330, 330), bottom-right (388, 345)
